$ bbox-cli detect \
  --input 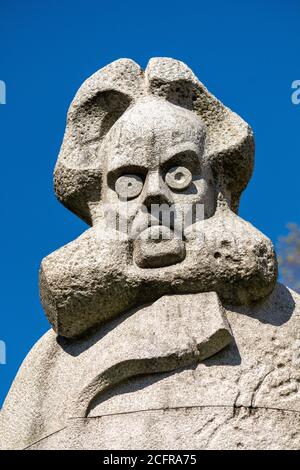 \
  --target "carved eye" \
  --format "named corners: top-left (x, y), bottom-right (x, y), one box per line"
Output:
top-left (165, 166), bottom-right (192, 191)
top-left (115, 174), bottom-right (143, 200)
